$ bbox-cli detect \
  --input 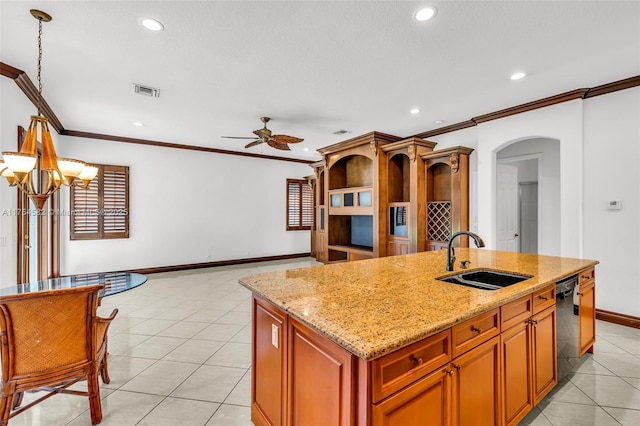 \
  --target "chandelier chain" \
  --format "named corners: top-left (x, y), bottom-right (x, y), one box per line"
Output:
top-left (37, 17), bottom-right (43, 115)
